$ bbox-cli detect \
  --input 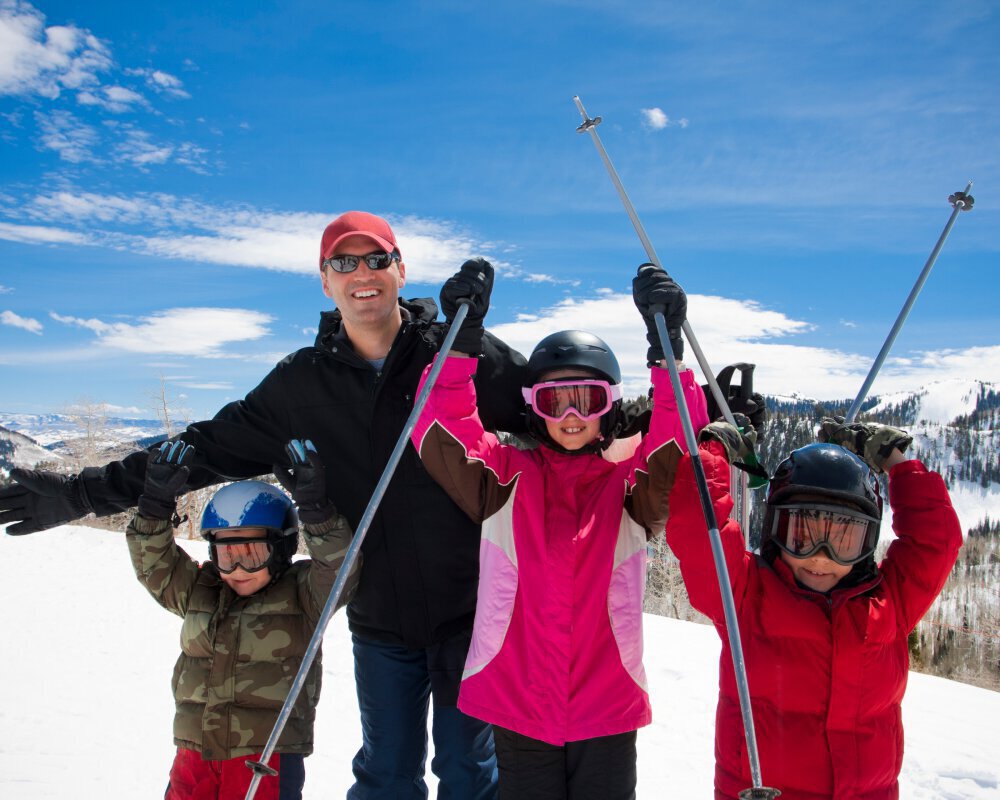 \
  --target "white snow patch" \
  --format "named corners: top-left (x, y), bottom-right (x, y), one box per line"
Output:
top-left (1, 524), bottom-right (998, 798)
